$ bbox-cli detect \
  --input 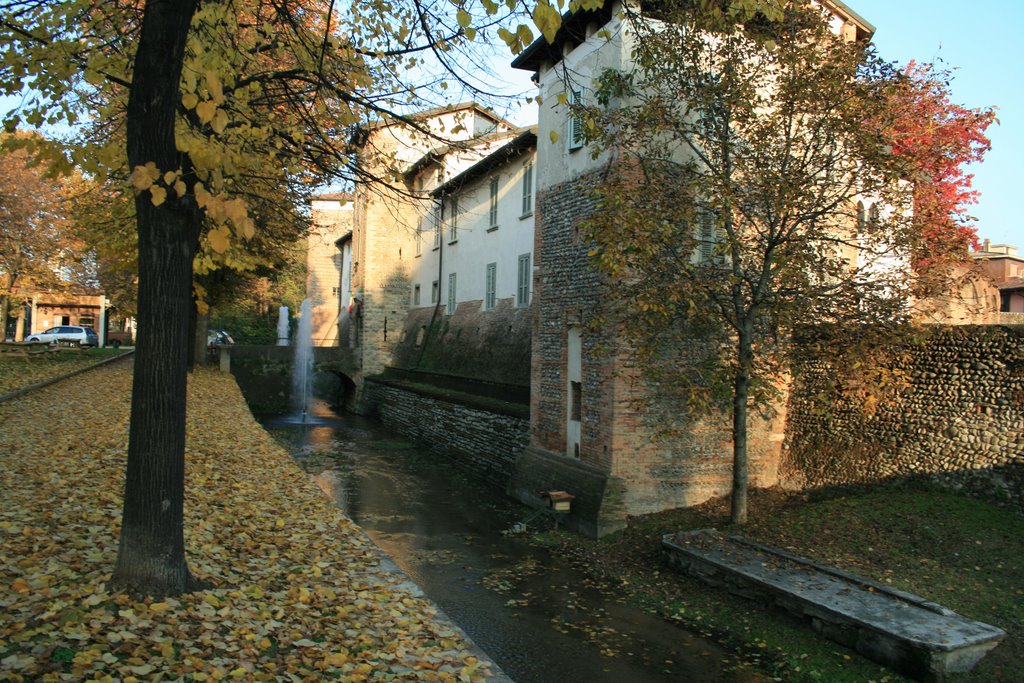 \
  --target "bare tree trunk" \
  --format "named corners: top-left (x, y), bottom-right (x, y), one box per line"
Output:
top-left (0, 293), bottom-right (8, 340)
top-left (109, 0), bottom-right (205, 598)
top-left (730, 323), bottom-right (753, 525)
